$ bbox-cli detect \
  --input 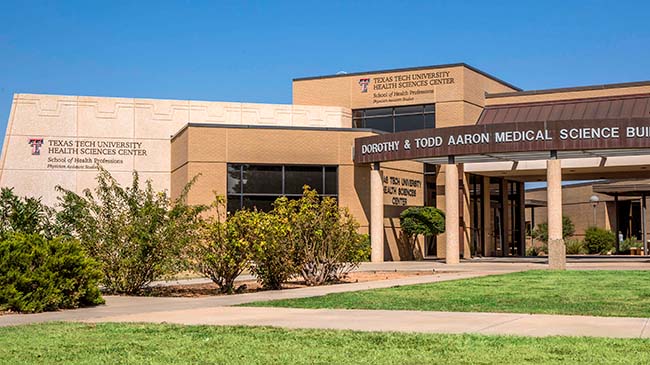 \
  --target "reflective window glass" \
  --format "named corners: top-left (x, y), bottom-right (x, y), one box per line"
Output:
top-left (242, 165), bottom-right (282, 194)
top-left (242, 196), bottom-right (277, 212)
top-left (395, 105), bottom-right (423, 115)
top-left (395, 114), bottom-right (424, 132)
top-left (425, 113), bottom-right (435, 129)
top-left (227, 164), bottom-right (242, 193)
top-left (285, 166), bottom-right (323, 194)
top-left (365, 116), bottom-right (393, 132)
top-left (365, 107), bottom-right (392, 117)
top-left (324, 167), bottom-right (338, 195)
